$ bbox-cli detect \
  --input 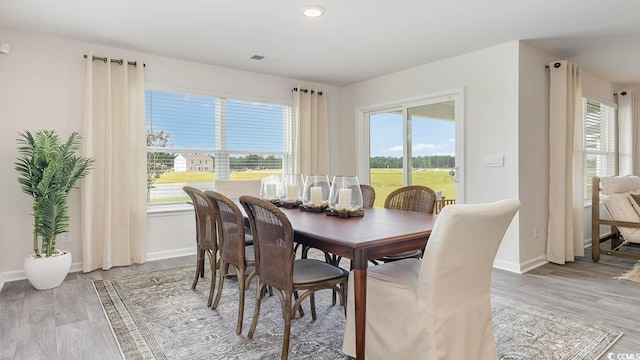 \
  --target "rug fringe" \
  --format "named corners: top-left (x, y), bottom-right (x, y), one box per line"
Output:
top-left (614, 261), bottom-right (640, 282)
